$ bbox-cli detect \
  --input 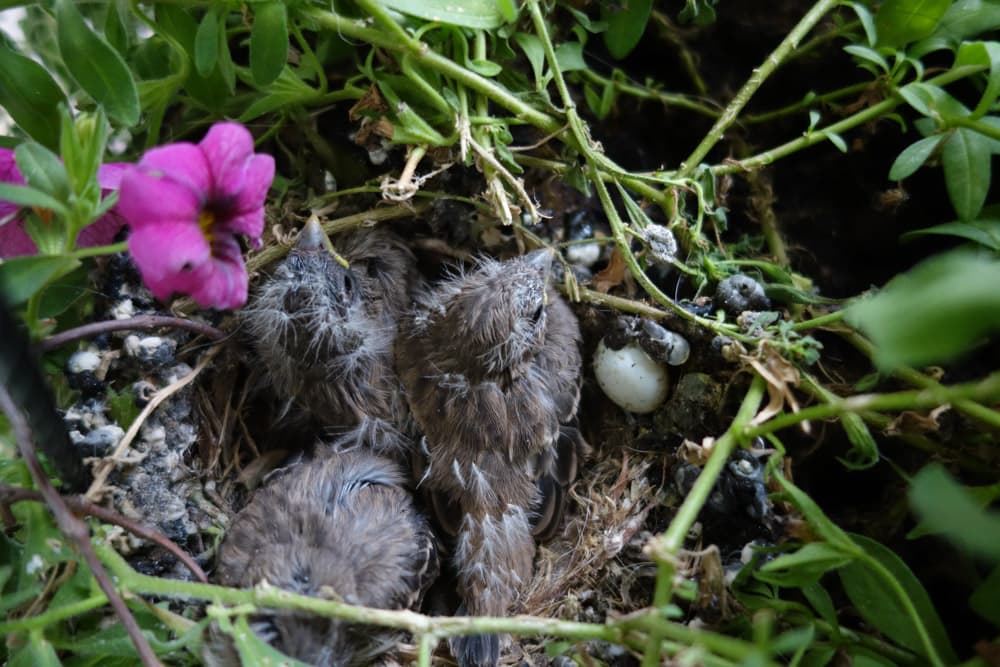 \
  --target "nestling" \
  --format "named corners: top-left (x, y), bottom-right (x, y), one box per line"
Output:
top-left (396, 249), bottom-right (586, 667)
top-left (243, 218), bottom-right (419, 454)
top-left (209, 450), bottom-right (438, 666)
